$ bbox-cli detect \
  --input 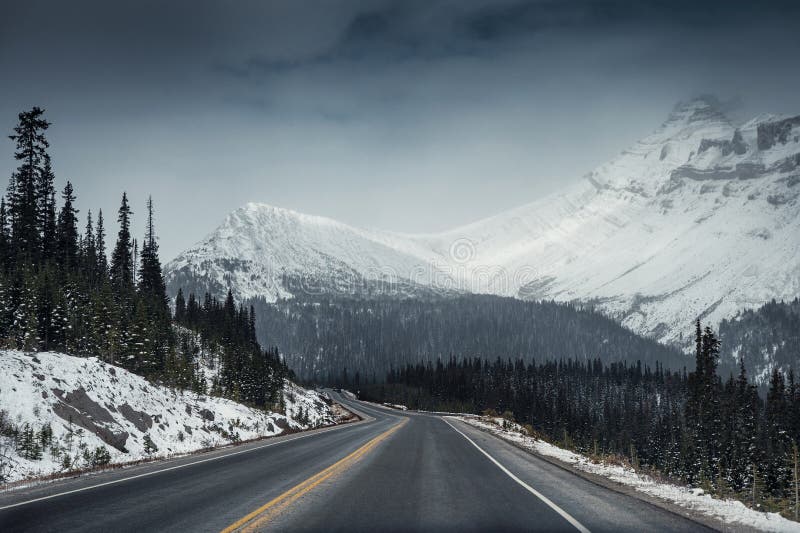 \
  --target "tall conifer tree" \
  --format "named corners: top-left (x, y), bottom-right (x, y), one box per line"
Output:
top-left (82, 211), bottom-right (96, 281)
top-left (37, 155), bottom-right (57, 261)
top-left (0, 198), bottom-right (8, 268)
top-left (95, 209), bottom-right (107, 277)
top-left (7, 107), bottom-right (50, 263)
top-left (55, 181), bottom-right (79, 270)
top-left (110, 193), bottom-right (134, 294)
